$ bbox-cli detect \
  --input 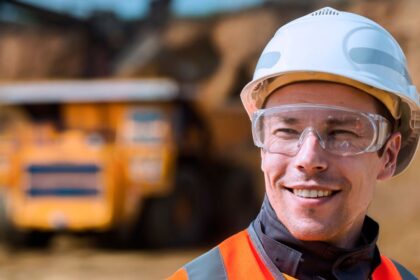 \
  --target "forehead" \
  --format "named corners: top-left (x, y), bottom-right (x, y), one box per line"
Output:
top-left (265, 81), bottom-right (380, 113)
